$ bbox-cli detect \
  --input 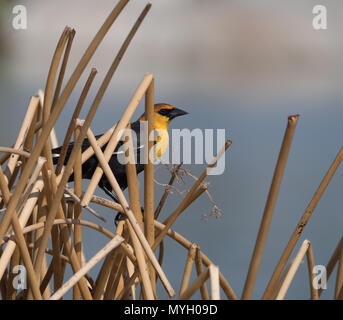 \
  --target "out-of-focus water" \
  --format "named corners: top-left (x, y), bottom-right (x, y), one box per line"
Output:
top-left (0, 0), bottom-right (342, 299)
